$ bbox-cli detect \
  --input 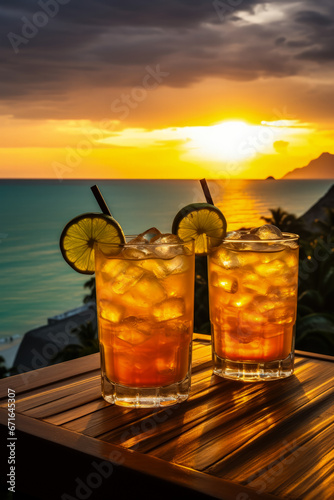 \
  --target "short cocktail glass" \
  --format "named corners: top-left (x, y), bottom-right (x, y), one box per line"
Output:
top-left (208, 231), bottom-right (299, 381)
top-left (95, 235), bottom-right (195, 407)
